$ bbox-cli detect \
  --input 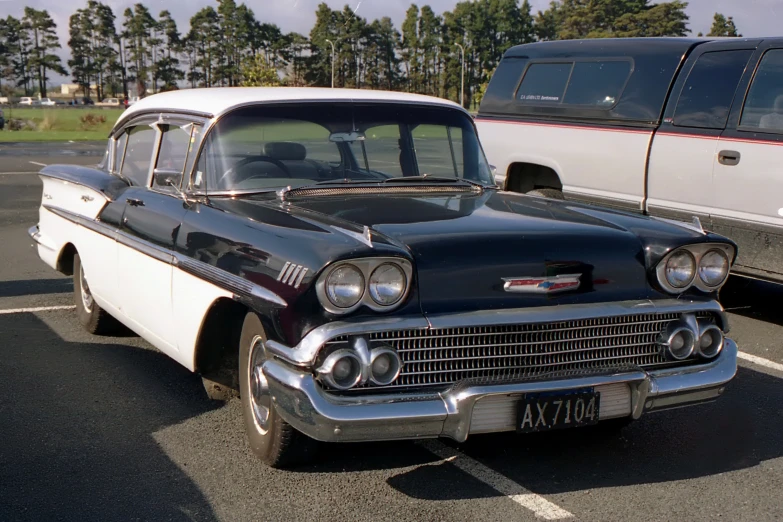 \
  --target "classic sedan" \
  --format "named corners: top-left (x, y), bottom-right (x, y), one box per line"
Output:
top-left (30, 87), bottom-right (738, 467)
